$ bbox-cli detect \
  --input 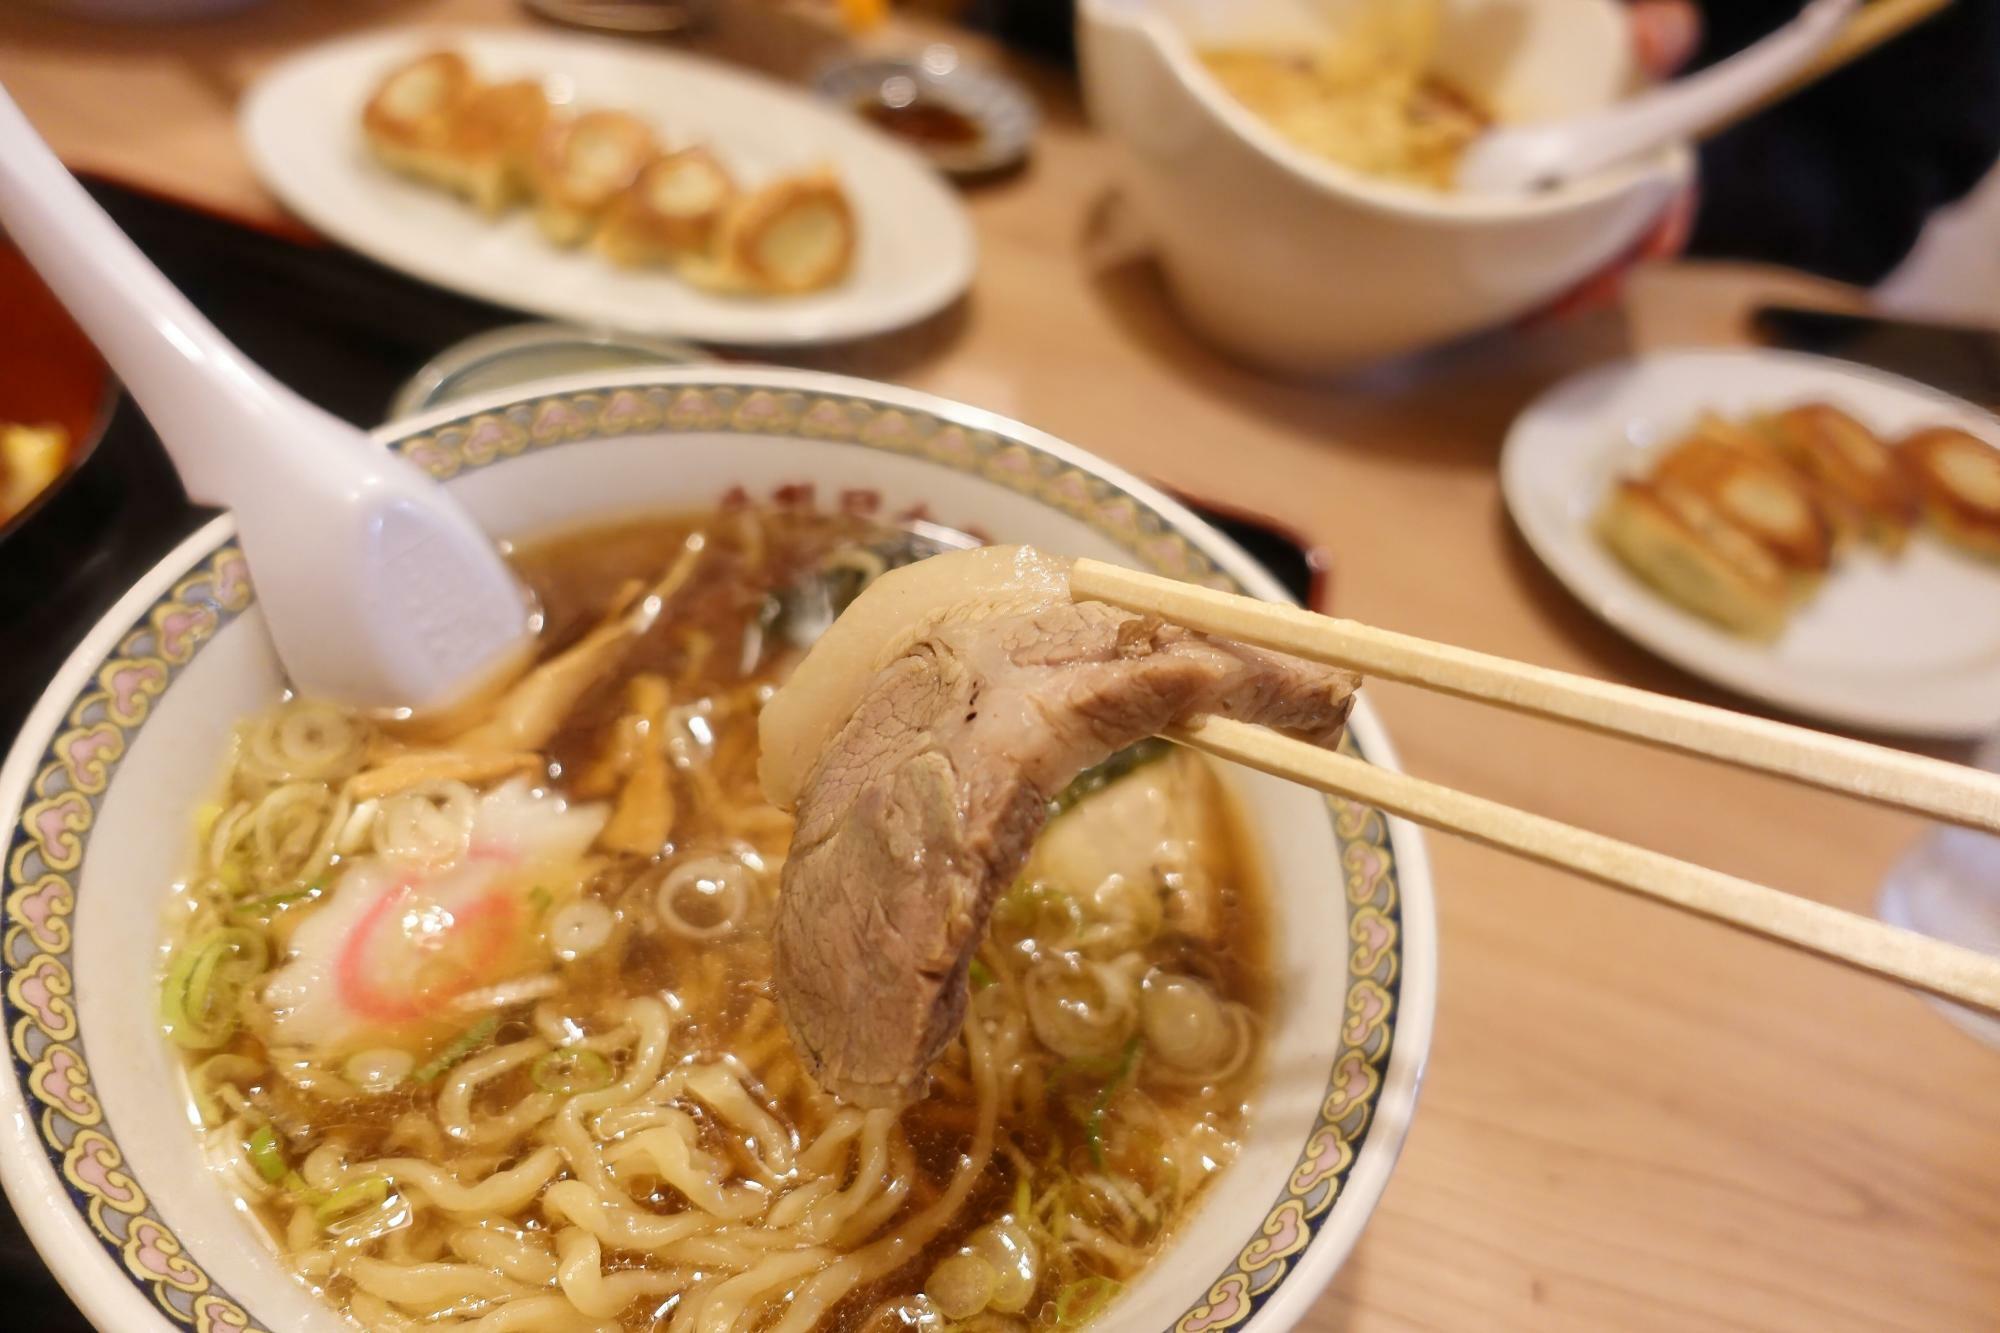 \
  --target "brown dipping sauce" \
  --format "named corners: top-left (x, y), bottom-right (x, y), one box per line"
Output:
top-left (856, 95), bottom-right (982, 149)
